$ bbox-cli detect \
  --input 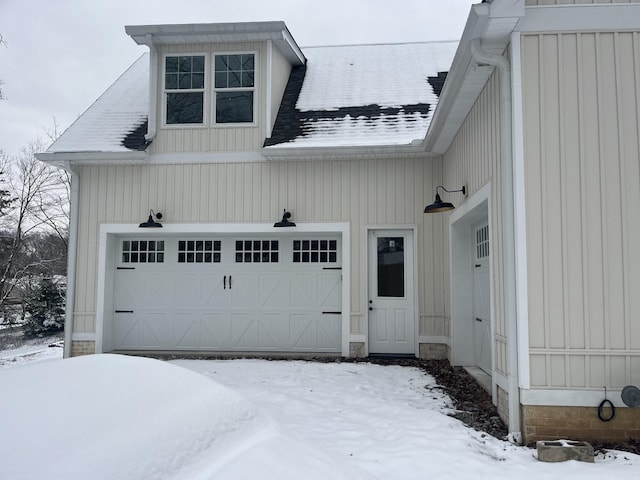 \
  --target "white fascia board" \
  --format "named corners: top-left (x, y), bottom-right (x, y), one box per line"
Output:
top-left (519, 4), bottom-right (640, 33)
top-left (126, 21), bottom-right (305, 67)
top-left (37, 151), bottom-right (149, 165)
top-left (279, 28), bottom-right (306, 65)
top-left (262, 144), bottom-right (432, 161)
top-left (521, 388), bottom-right (629, 408)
